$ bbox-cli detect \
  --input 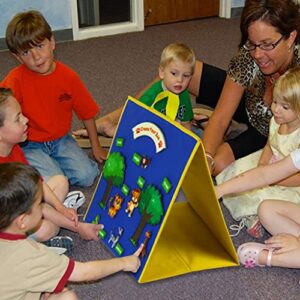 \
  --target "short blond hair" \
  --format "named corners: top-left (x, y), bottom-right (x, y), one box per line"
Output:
top-left (160, 43), bottom-right (196, 73)
top-left (273, 66), bottom-right (300, 116)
